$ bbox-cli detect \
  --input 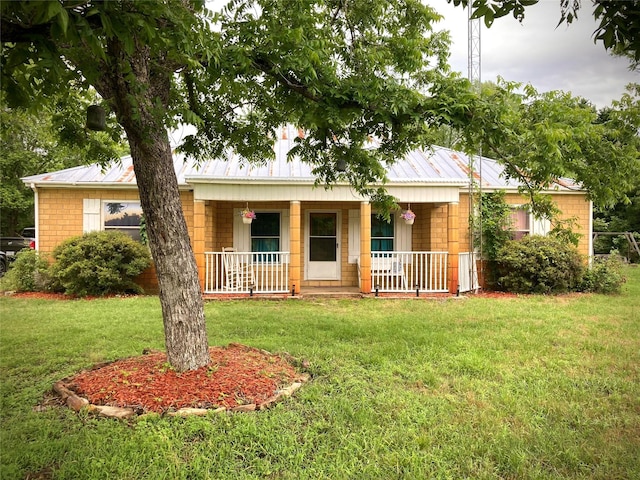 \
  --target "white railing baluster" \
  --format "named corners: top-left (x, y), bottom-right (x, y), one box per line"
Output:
top-left (203, 251), bottom-right (290, 294)
top-left (205, 250), bottom-right (450, 295)
top-left (370, 251), bottom-right (449, 293)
